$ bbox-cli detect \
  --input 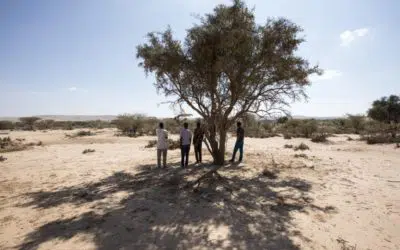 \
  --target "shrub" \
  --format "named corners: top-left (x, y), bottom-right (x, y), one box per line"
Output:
top-left (35, 119), bottom-right (55, 130)
top-left (19, 117), bottom-right (41, 130)
top-left (82, 149), bottom-right (95, 154)
top-left (284, 144), bottom-right (293, 149)
top-left (347, 114), bottom-right (365, 134)
top-left (76, 130), bottom-right (93, 136)
top-left (363, 134), bottom-right (400, 144)
top-left (262, 168), bottom-right (278, 179)
top-left (145, 139), bottom-right (181, 150)
top-left (280, 119), bottom-right (317, 138)
top-left (311, 133), bottom-right (328, 143)
top-left (294, 143), bottom-right (310, 151)
top-left (145, 140), bottom-right (157, 148)
top-left (0, 155), bottom-right (6, 162)
top-left (0, 121), bottom-right (15, 130)
top-left (0, 137), bottom-right (29, 153)
top-left (113, 114), bottom-right (146, 136)
top-left (294, 153), bottom-right (308, 158)
top-left (277, 116), bottom-right (289, 124)
top-left (283, 134), bottom-right (292, 139)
